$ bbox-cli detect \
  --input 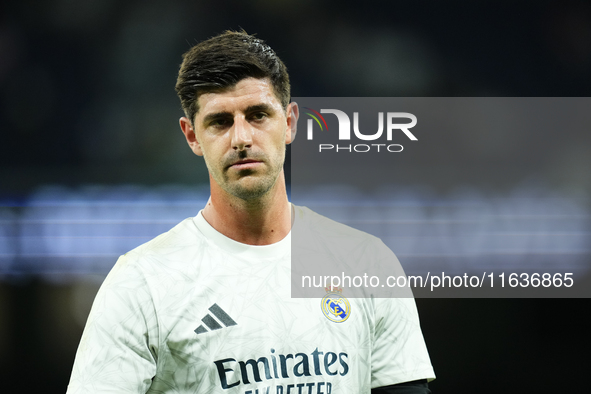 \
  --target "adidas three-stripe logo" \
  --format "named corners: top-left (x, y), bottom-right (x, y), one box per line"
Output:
top-left (194, 303), bottom-right (237, 335)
